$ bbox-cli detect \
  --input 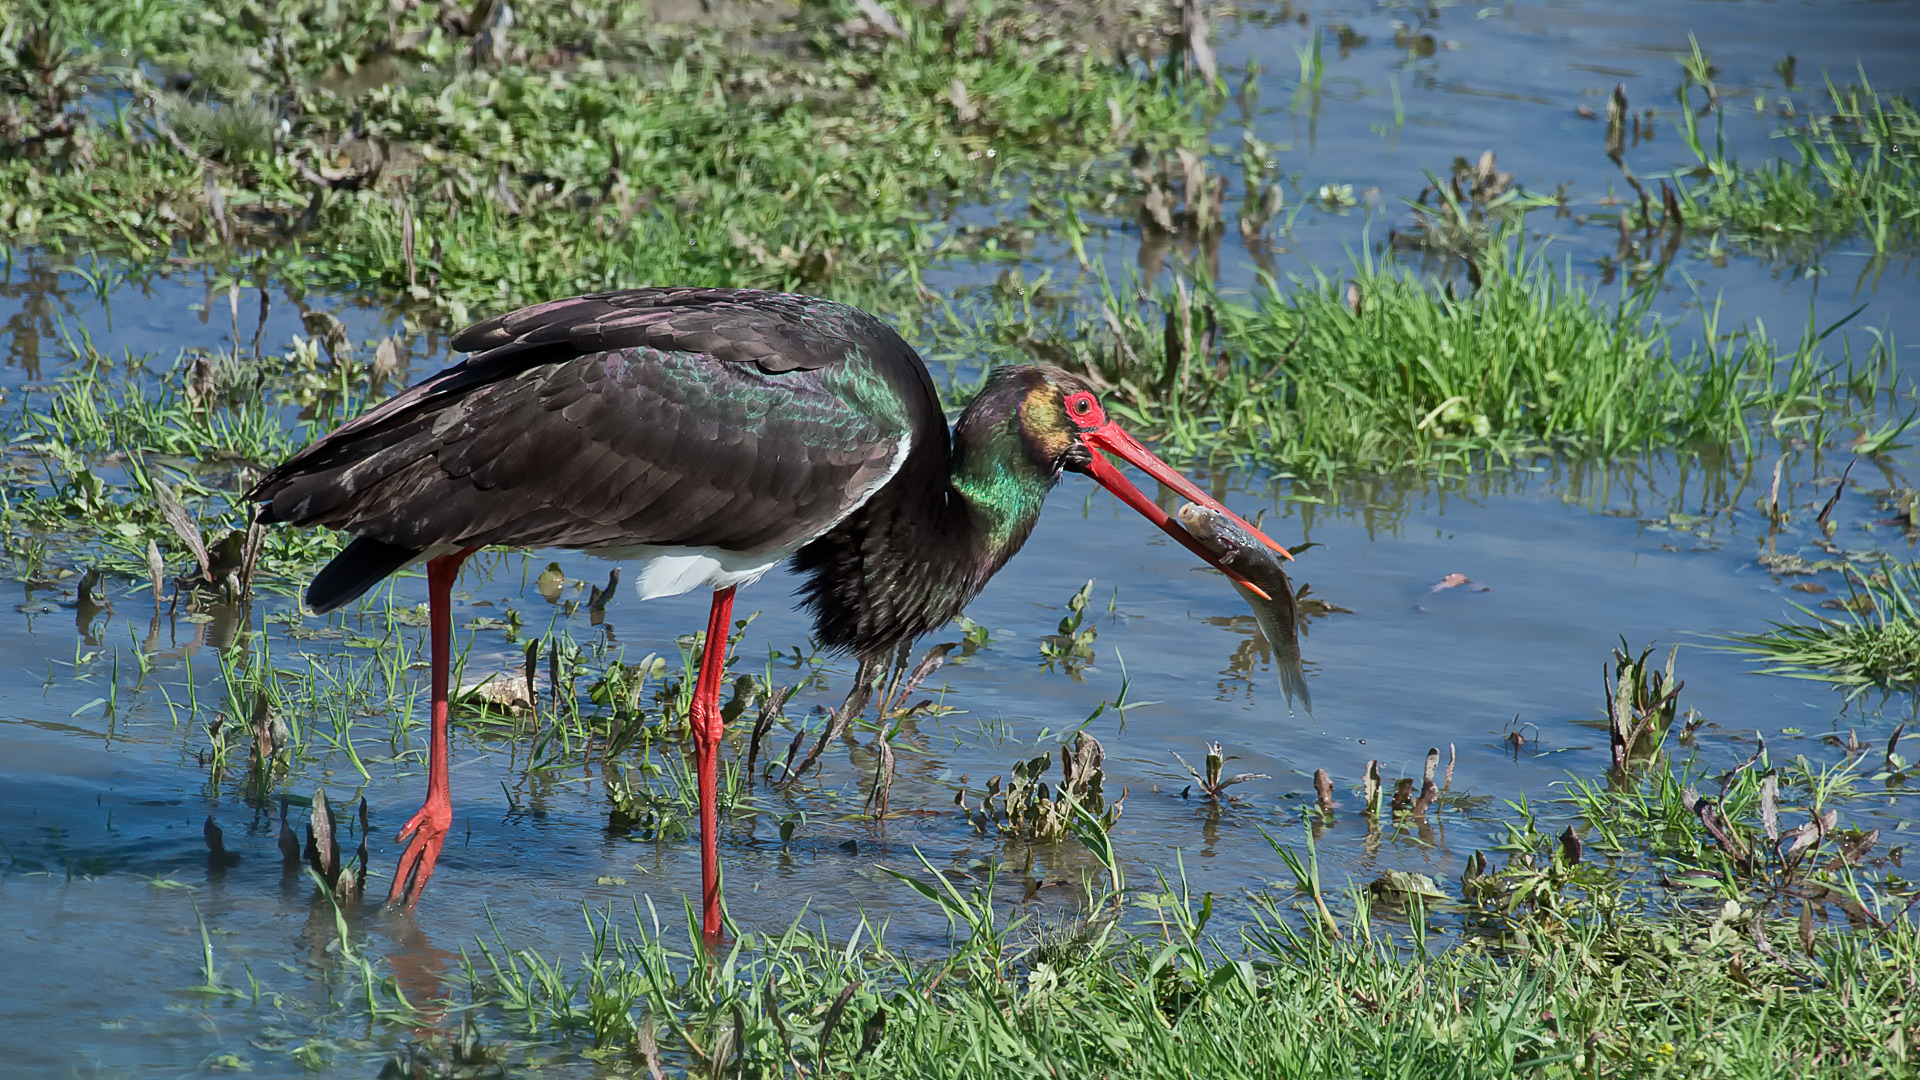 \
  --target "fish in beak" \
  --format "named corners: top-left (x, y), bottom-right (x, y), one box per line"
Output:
top-left (1061, 389), bottom-right (1291, 599)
